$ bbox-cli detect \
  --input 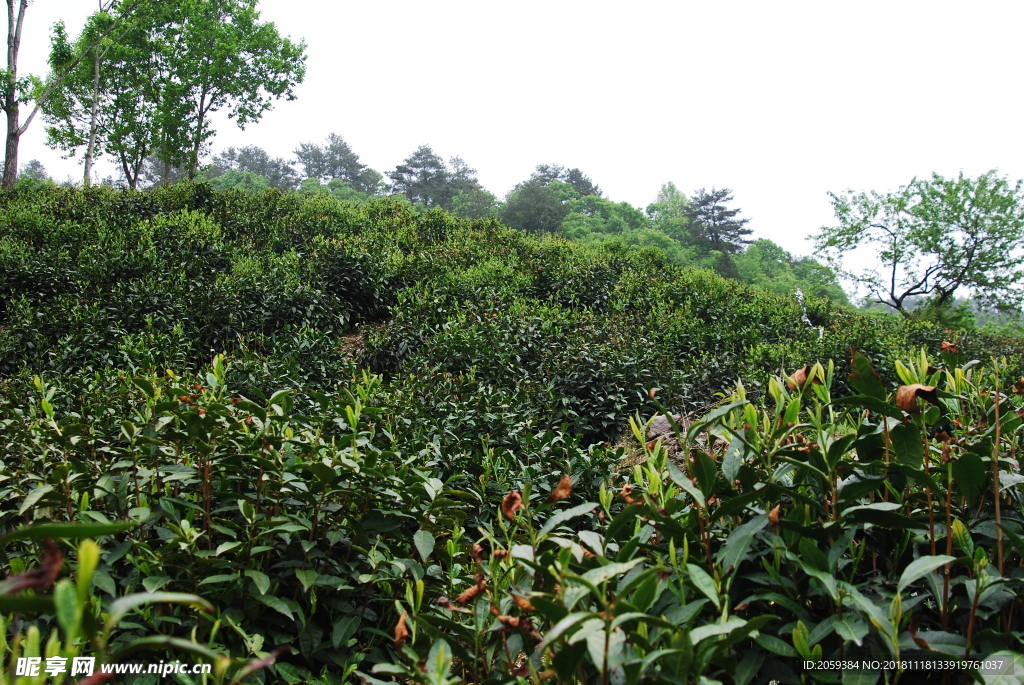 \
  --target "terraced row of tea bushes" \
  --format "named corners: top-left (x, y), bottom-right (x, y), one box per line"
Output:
top-left (6, 185), bottom-right (1024, 461)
